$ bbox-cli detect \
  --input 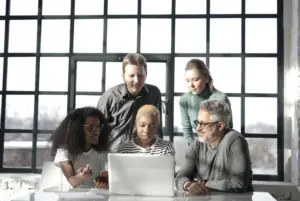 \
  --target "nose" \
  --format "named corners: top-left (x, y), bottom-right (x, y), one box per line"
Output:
top-left (133, 75), bottom-right (139, 83)
top-left (188, 81), bottom-right (194, 88)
